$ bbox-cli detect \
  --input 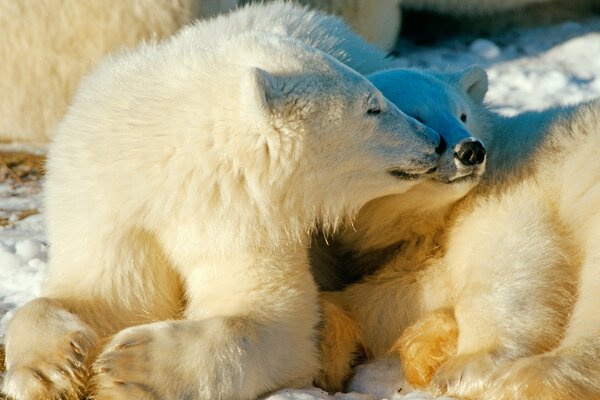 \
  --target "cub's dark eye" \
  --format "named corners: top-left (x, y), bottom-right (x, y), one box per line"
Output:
top-left (460, 113), bottom-right (468, 123)
top-left (367, 106), bottom-right (381, 116)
